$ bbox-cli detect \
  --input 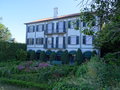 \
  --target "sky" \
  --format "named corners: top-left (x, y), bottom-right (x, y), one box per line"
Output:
top-left (0, 0), bottom-right (81, 43)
